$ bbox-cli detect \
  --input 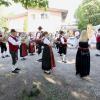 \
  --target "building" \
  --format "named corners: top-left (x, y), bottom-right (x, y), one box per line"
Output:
top-left (7, 8), bottom-right (68, 33)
